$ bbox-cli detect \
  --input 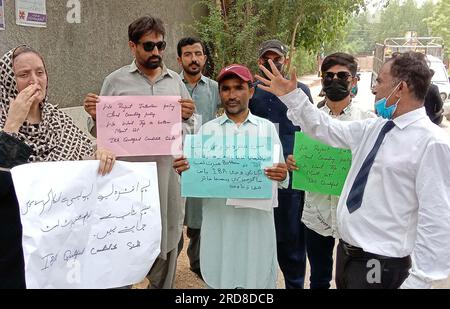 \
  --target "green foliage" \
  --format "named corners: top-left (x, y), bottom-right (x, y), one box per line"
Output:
top-left (373, 0), bottom-right (433, 42)
top-left (292, 48), bottom-right (318, 75)
top-left (339, 0), bottom-right (436, 56)
top-left (192, 0), bottom-right (365, 78)
top-left (425, 0), bottom-right (450, 59)
top-left (257, 0), bottom-right (365, 51)
top-left (193, 0), bottom-right (265, 76)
